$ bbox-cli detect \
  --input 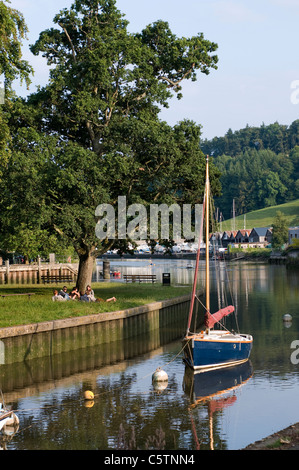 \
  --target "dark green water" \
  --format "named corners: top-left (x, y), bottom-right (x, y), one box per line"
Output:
top-left (1, 261), bottom-right (299, 450)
